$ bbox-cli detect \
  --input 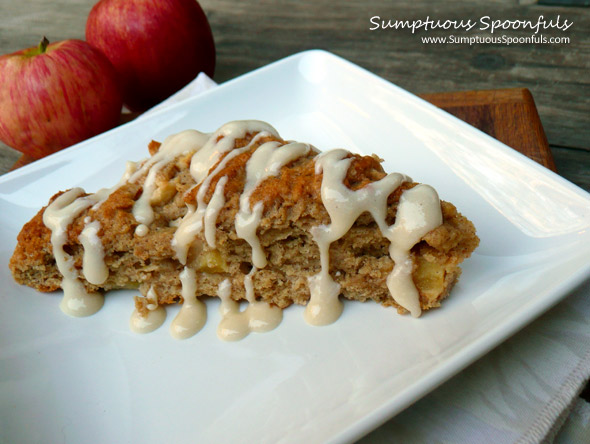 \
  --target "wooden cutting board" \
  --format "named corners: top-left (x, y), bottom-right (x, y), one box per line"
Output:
top-left (11, 87), bottom-right (556, 172)
top-left (420, 88), bottom-right (556, 171)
